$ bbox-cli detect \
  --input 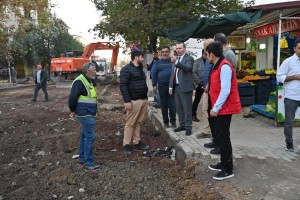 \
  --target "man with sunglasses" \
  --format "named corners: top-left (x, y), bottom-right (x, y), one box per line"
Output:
top-left (68, 62), bottom-right (100, 171)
